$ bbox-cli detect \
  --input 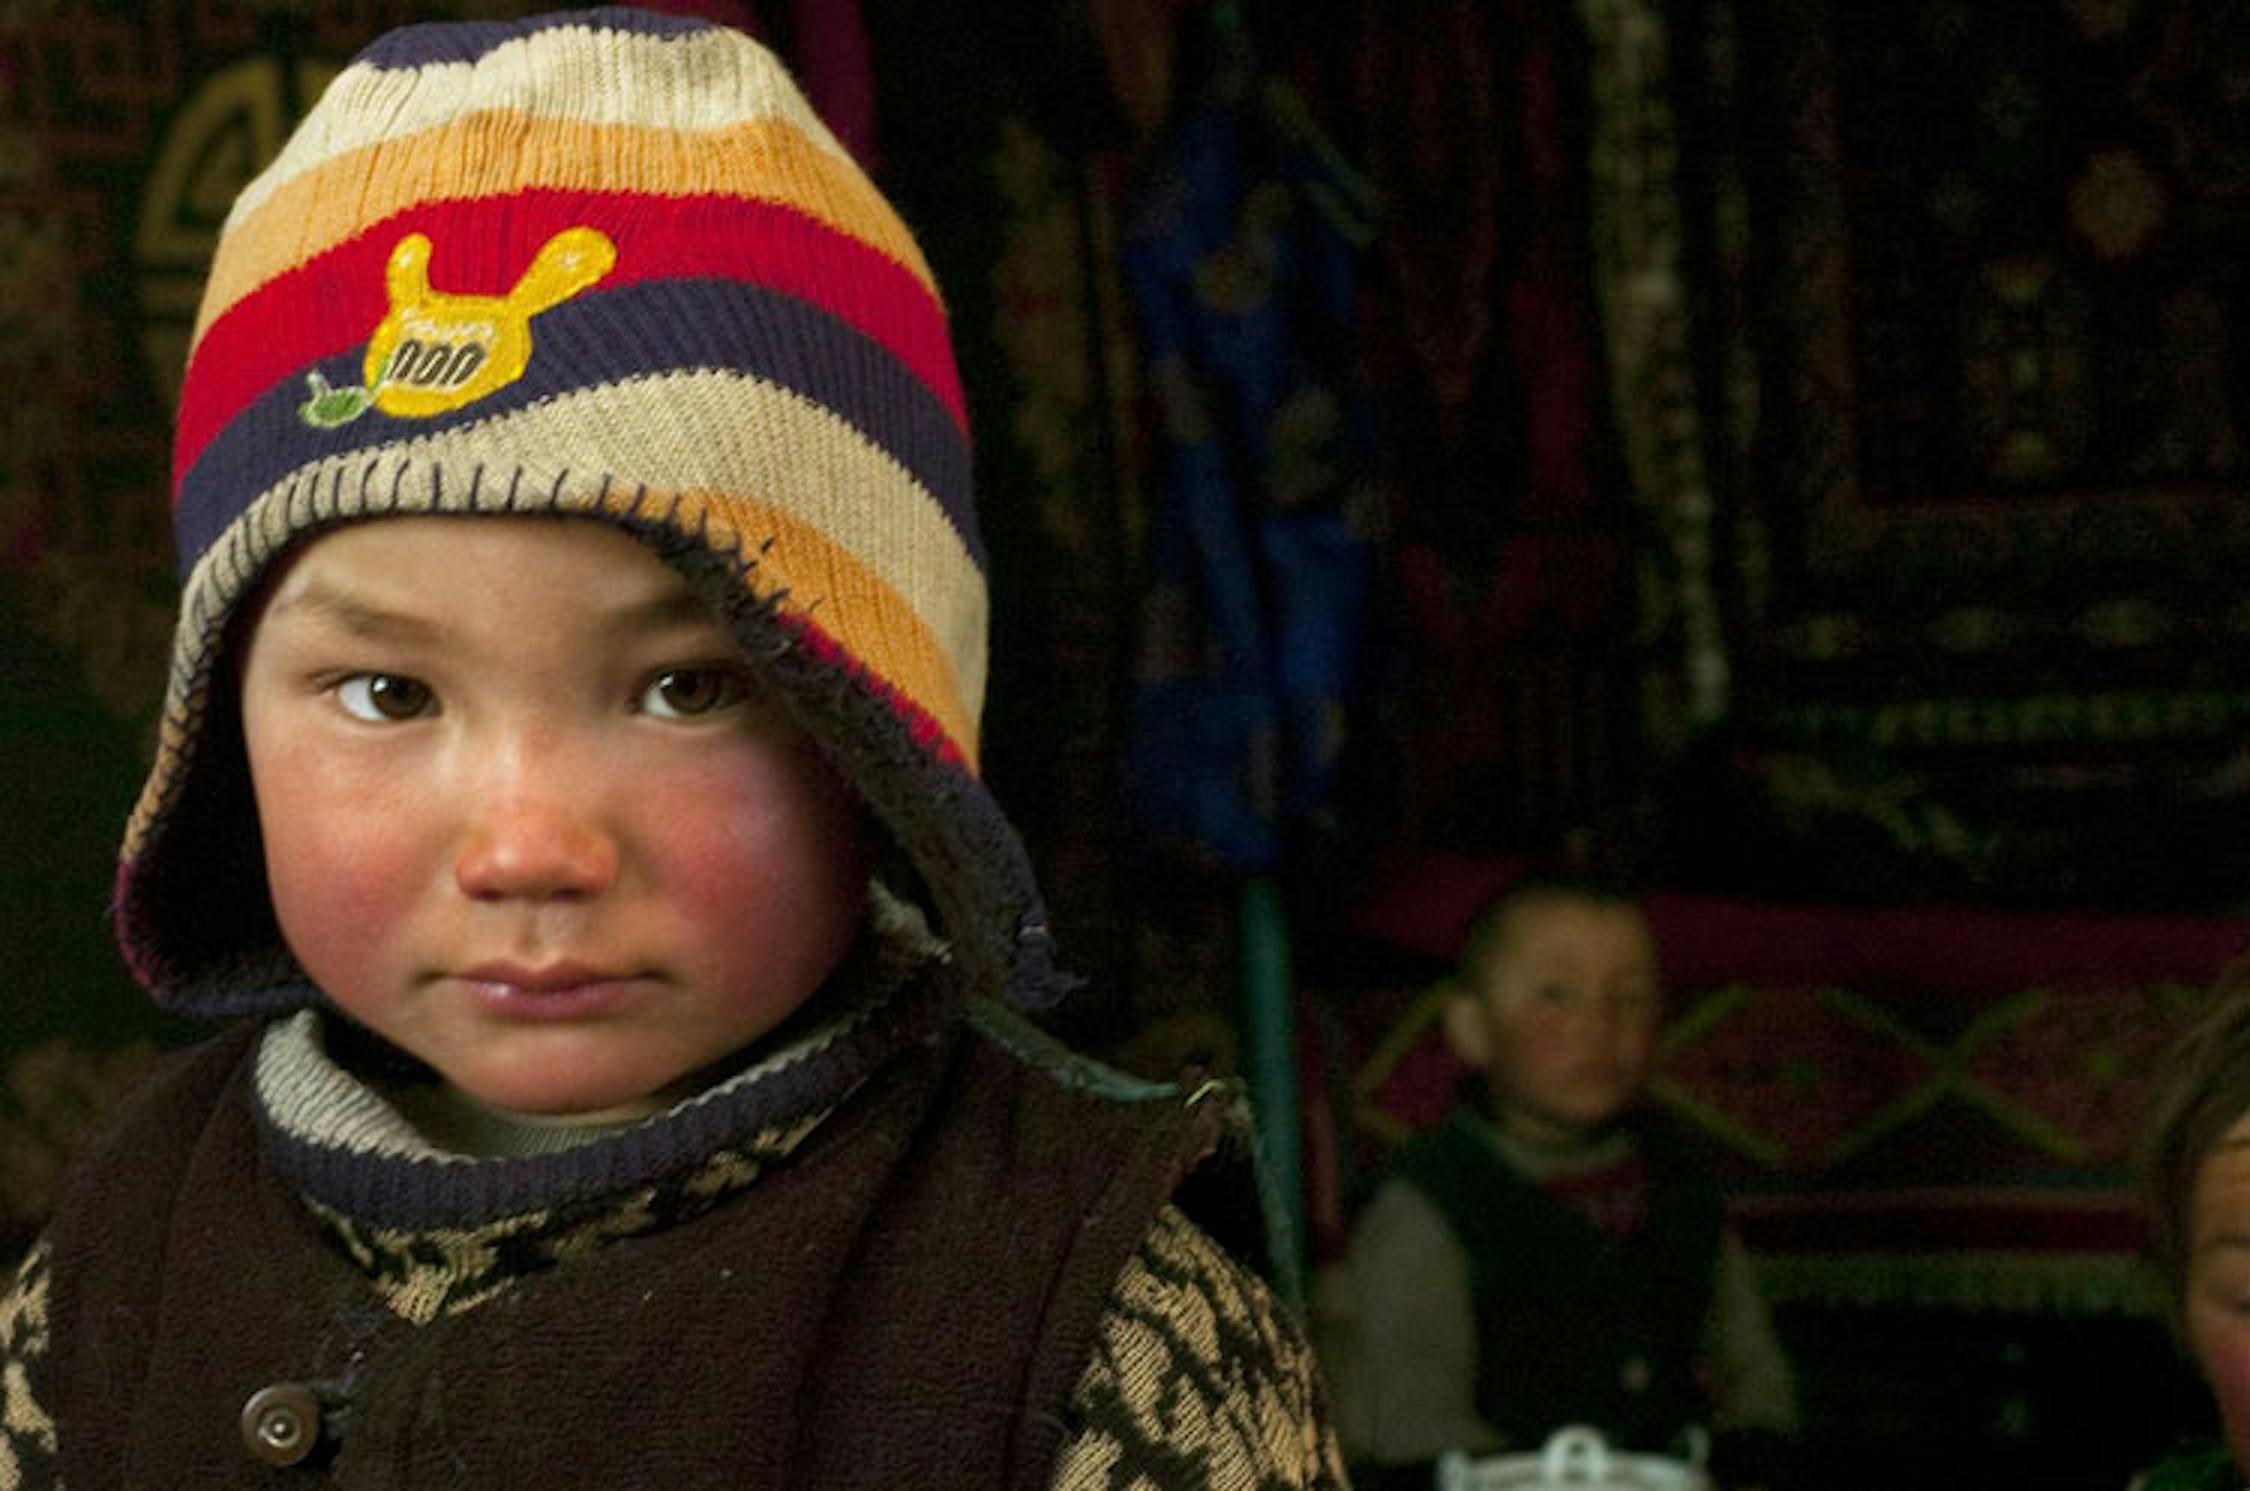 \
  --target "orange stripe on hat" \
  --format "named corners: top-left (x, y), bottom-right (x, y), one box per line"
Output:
top-left (588, 483), bottom-right (978, 764)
